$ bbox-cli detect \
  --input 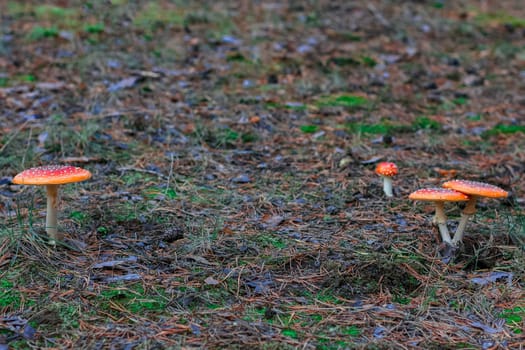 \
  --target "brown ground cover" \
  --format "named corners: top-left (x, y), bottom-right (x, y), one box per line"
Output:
top-left (0, 1), bottom-right (523, 348)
